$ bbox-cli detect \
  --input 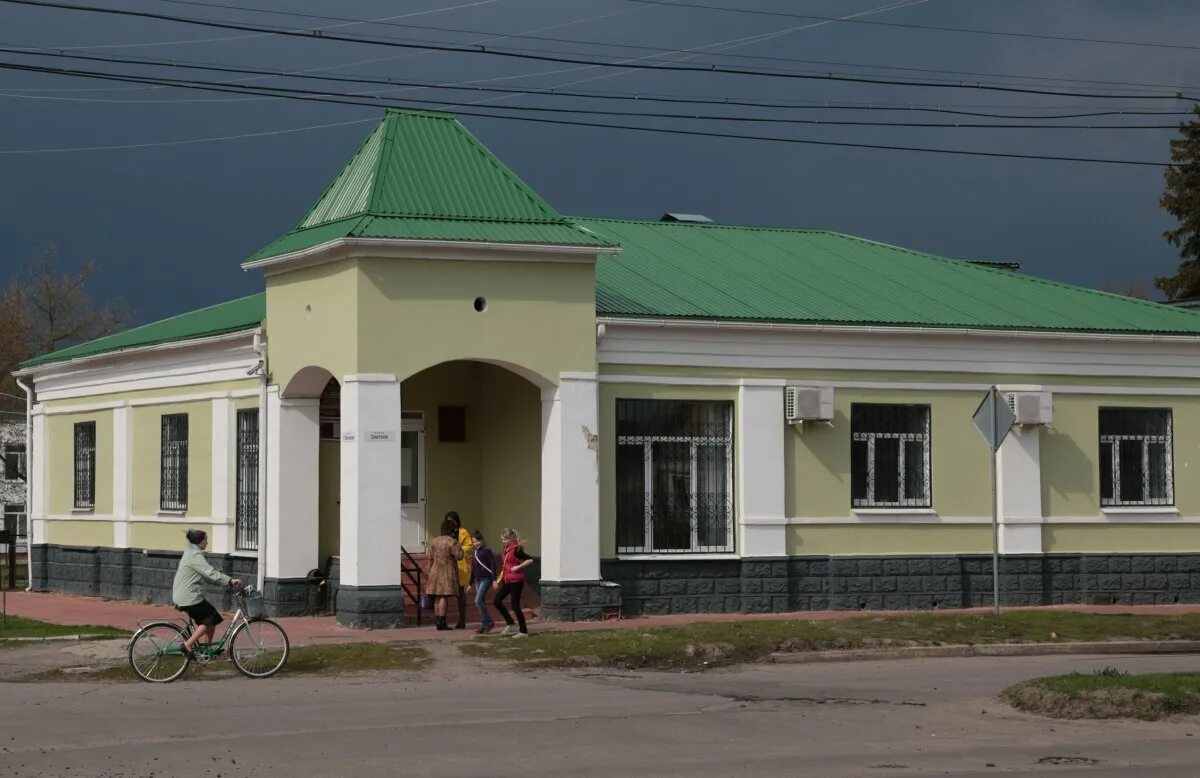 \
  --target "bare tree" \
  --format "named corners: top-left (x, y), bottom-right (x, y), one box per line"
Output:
top-left (1, 248), bottom-right (129, 413)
